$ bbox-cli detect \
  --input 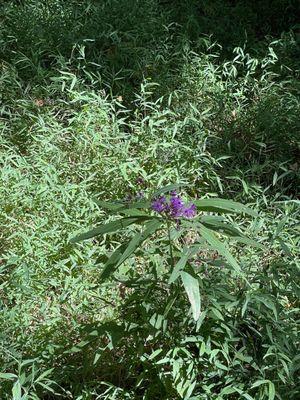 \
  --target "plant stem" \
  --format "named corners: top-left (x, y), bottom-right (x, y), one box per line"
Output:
top-left (167, 221), bottom-right (175, 271)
